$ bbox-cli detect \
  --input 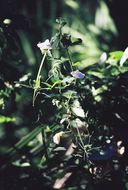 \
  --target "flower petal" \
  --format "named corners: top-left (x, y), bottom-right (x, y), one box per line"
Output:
top-left (120, 47), bottom-right (128, 66)
top-left (53, 131), bottom-right (64, 145)
top-left (37, 39), bottom-right (52, 51)
top-left (99, 52), bottom-right (107, 65)
top-left (71, 70), bottom-right (85, 79)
